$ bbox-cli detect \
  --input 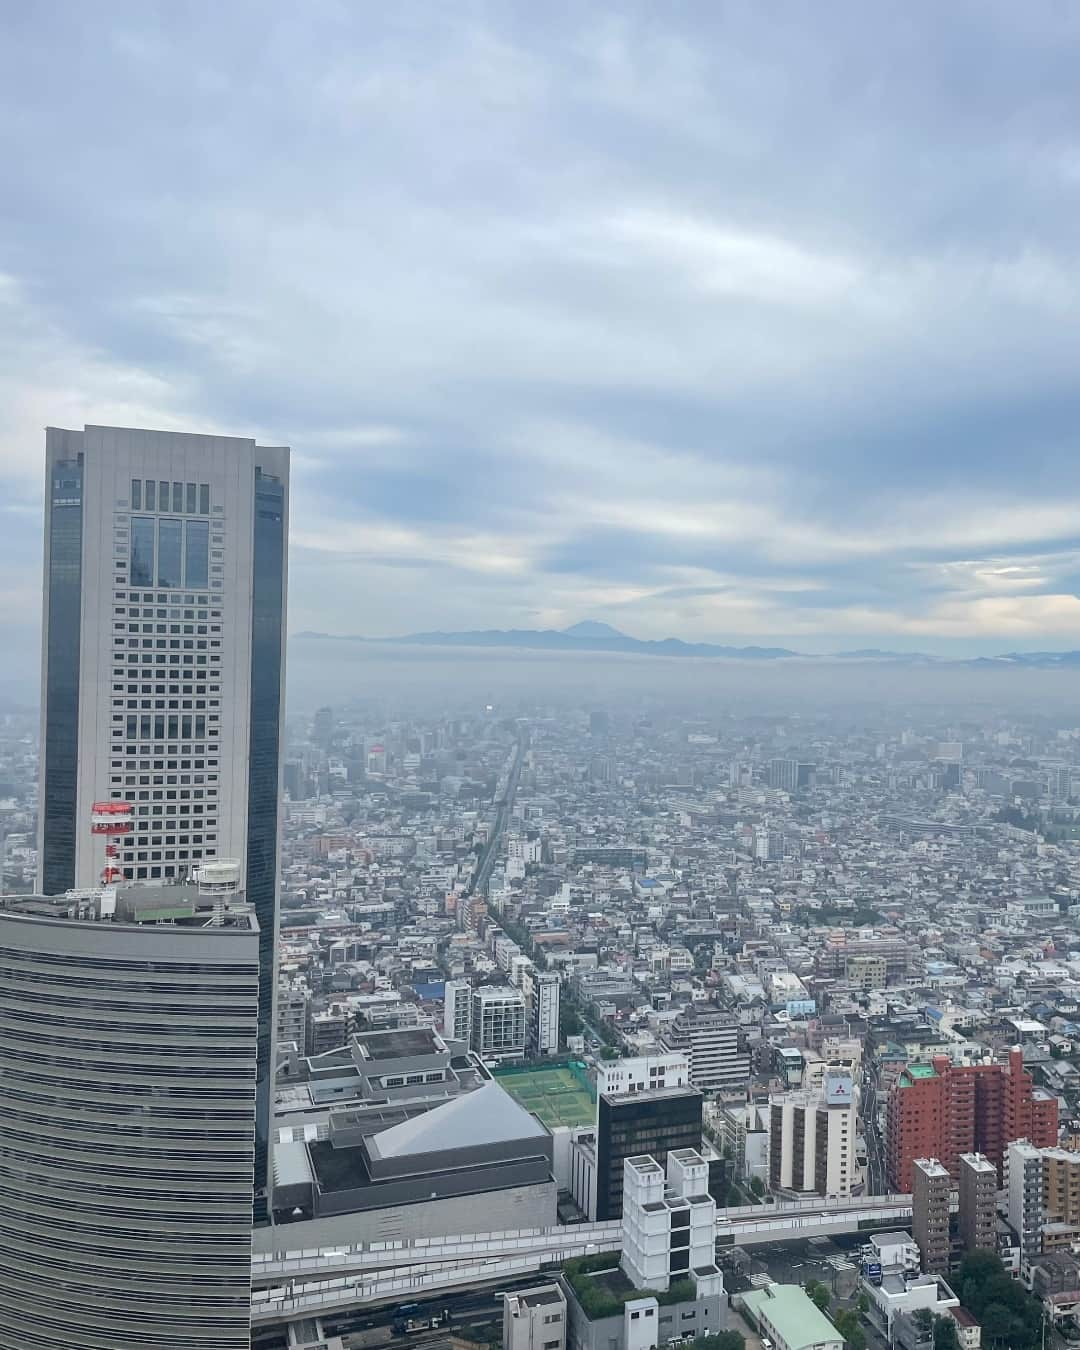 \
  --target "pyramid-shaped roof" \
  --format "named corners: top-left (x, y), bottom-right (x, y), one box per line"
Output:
top-left (366, 1080), bottom-right (548, 1160)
